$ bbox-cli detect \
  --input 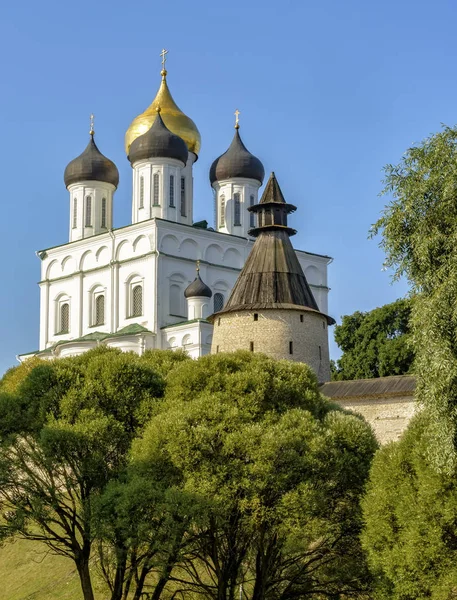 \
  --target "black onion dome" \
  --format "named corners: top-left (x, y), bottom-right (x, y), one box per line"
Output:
top-left (184, 272), bottom-right (212, 298)
top-left (128, 111), bottom-right (188, 165)
top-left (209, 128), bottom-right (265, 185)
top-left (64, 134), bottom-right (119, 188)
